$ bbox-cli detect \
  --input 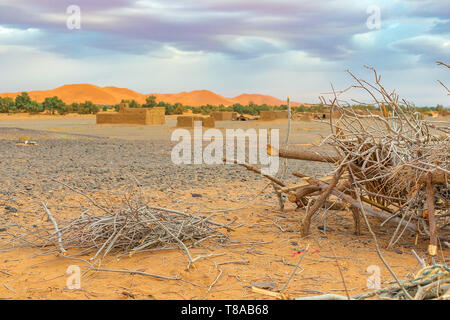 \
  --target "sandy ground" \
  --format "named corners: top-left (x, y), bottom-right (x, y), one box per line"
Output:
top-left (0, 113), bottom-right (328, 143)
top-left (0, 115), bottom-right (448, 300)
